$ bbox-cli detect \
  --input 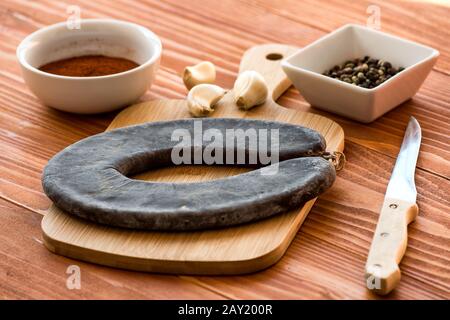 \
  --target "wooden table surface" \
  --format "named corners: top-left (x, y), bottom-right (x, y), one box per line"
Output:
top-left (1, 0), bottom-right (449, 300)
